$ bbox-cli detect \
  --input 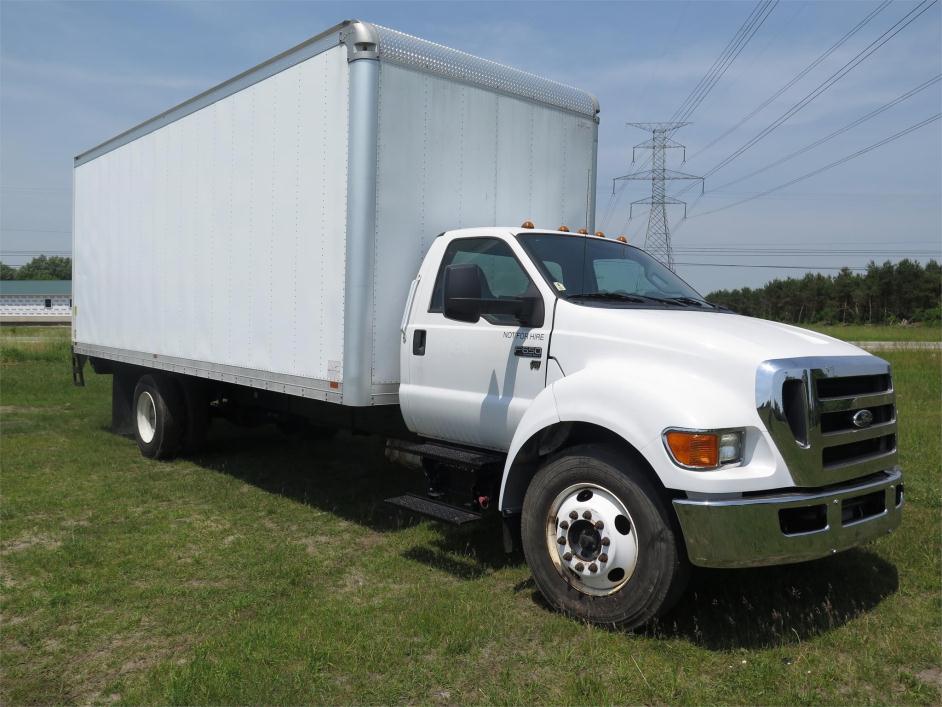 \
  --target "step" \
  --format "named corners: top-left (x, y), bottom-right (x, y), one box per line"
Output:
top-left (386, 439), bottom-right (504, 471)
top-left (385, 493), bottom-right (482, 525)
